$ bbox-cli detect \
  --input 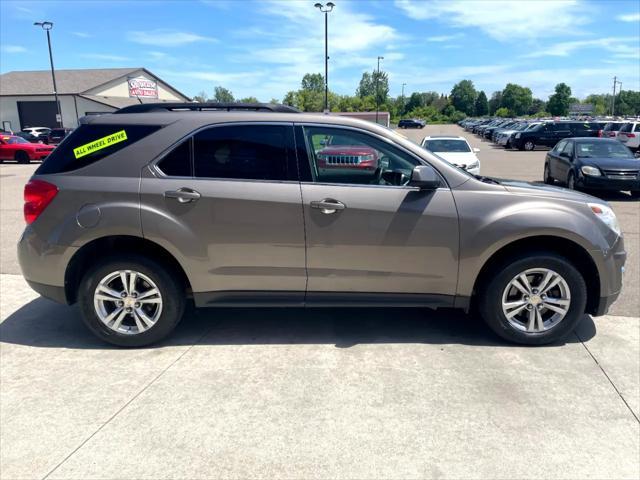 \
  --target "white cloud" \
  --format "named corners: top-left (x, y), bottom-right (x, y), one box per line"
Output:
top-left (426, 34), bottom-right (464, 42)
top-left (1, 45), bottom-right (27, 53)
top-left (395, 0), bottom-right (590, 41)
top-left (79, 53), bottom-right (130, 62)
top-left (72, 32), bottom-right (91, 38)
top-left (617, 12), bottom-right (640, 22)
top-left (525, 36), bottom-right (640, 58)
top-left (127, 29), bottom-right (217, 47)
